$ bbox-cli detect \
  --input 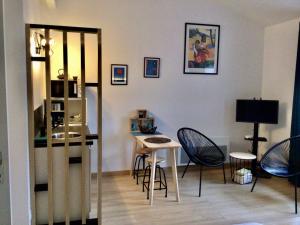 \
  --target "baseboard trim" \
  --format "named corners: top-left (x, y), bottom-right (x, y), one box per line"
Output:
top-left (94, 170), bottom-right (131, 177)
top-left (98, 163), bottom-right (231, 177)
